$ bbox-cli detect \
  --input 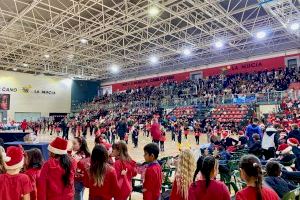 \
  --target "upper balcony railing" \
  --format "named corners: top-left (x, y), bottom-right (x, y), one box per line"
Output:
top-left (72, 90), bottom-right (299, 112)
